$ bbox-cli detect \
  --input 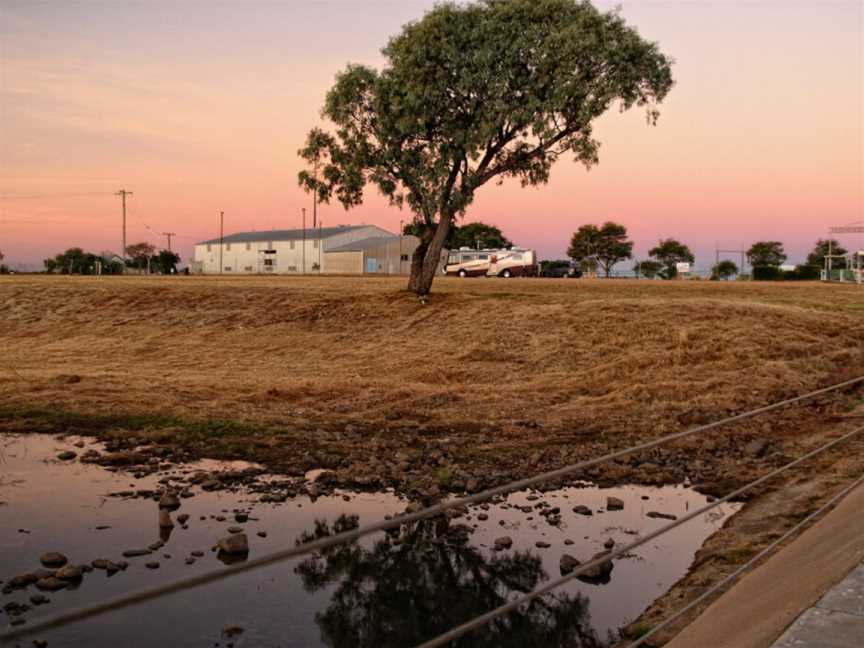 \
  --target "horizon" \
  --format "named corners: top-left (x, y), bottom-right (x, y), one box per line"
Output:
top-left (1, 0), bottom-right (862, 270)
